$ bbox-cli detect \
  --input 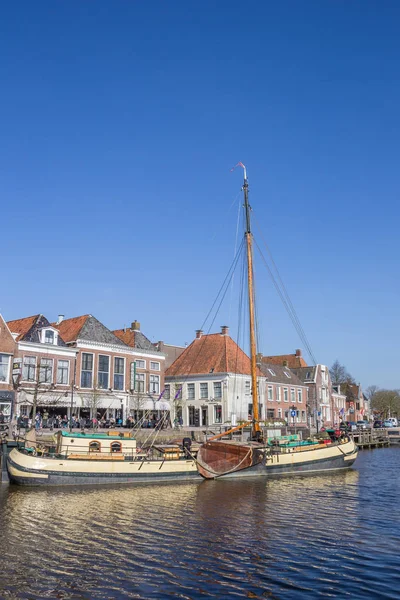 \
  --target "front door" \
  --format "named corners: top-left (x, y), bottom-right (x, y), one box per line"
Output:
top-left (201, 406), bottom-right (208, 427)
